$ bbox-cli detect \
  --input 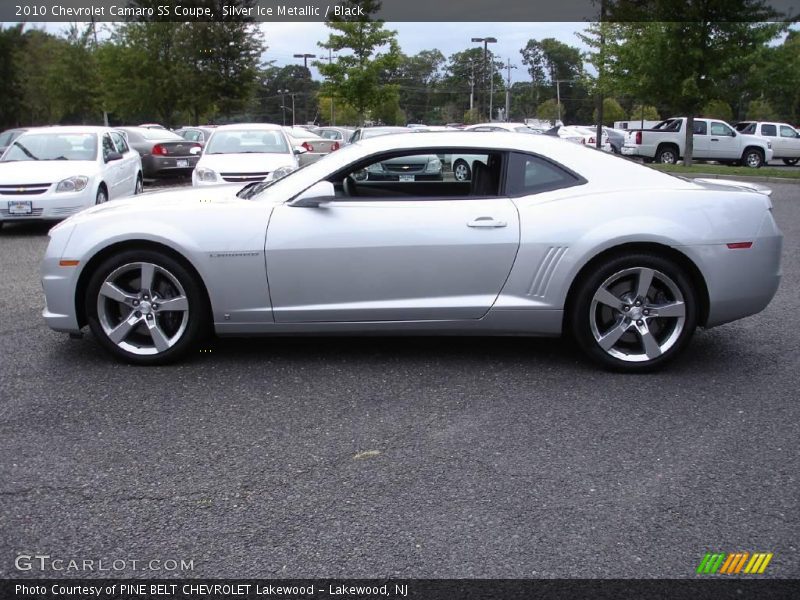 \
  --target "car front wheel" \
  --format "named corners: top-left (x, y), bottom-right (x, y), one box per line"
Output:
top-left (742, 148), bottom-right (764, 168)
top-left (85, 249), bottom-right (208, 365)
top-left (570, 253), bottom-right (698, 372)
top-left (453, 159), bottom-right (471, 182)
